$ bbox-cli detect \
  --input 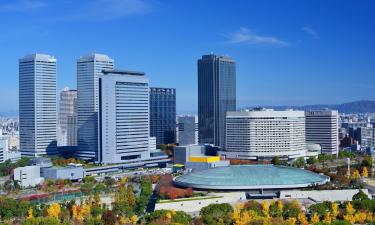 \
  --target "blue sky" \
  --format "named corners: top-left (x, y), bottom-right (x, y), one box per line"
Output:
top-left (0, 0), bottom-right (374, 114)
